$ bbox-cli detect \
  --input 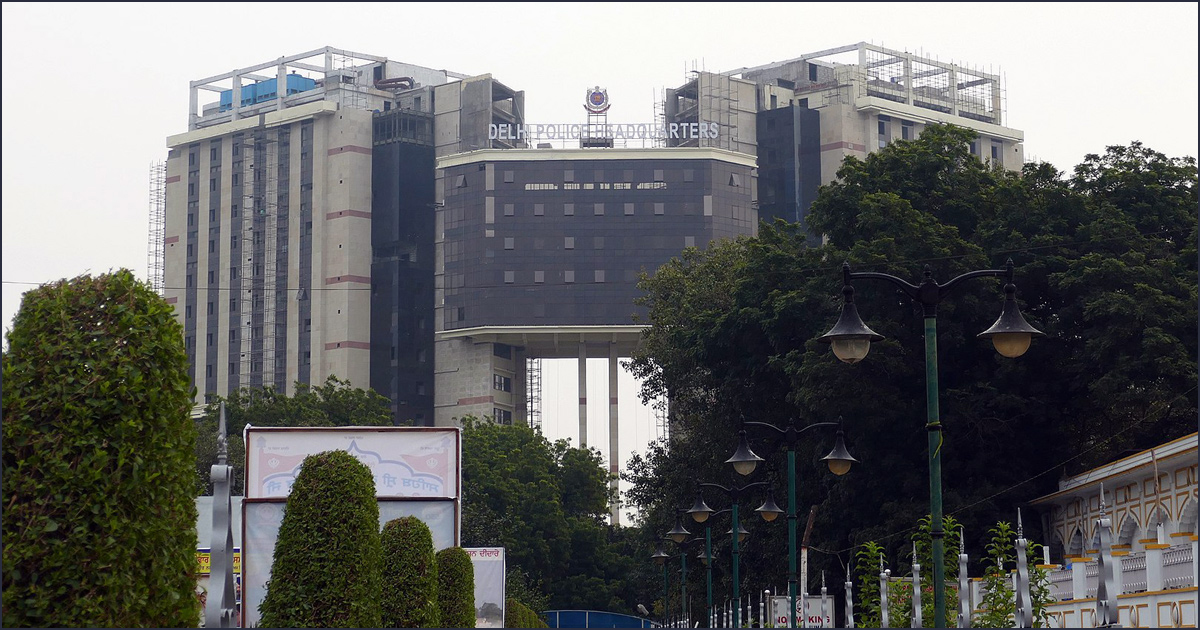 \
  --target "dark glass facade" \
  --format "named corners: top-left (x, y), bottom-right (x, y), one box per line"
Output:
top-left (756, 105), bottom-right (821, 245)
top-left (440, 156), bottom-right (756, 330)
top-left (371, 110), bottom-right (436, 426)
